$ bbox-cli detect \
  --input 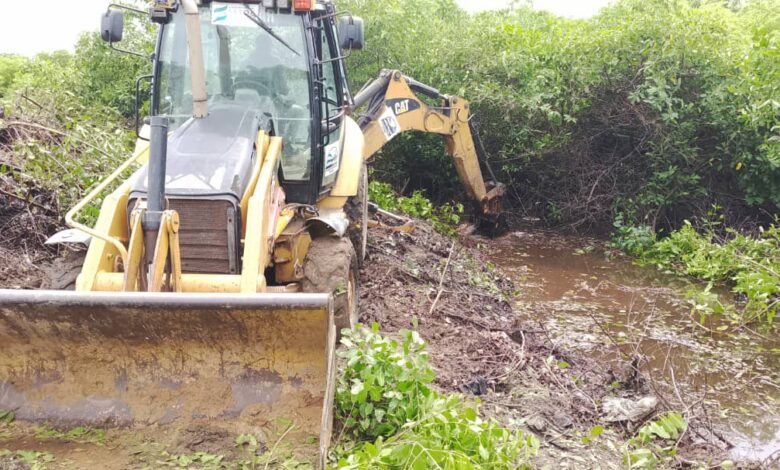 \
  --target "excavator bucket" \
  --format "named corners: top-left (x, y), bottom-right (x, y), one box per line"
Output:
top-left (0, 290), bottom-right (336, 468)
